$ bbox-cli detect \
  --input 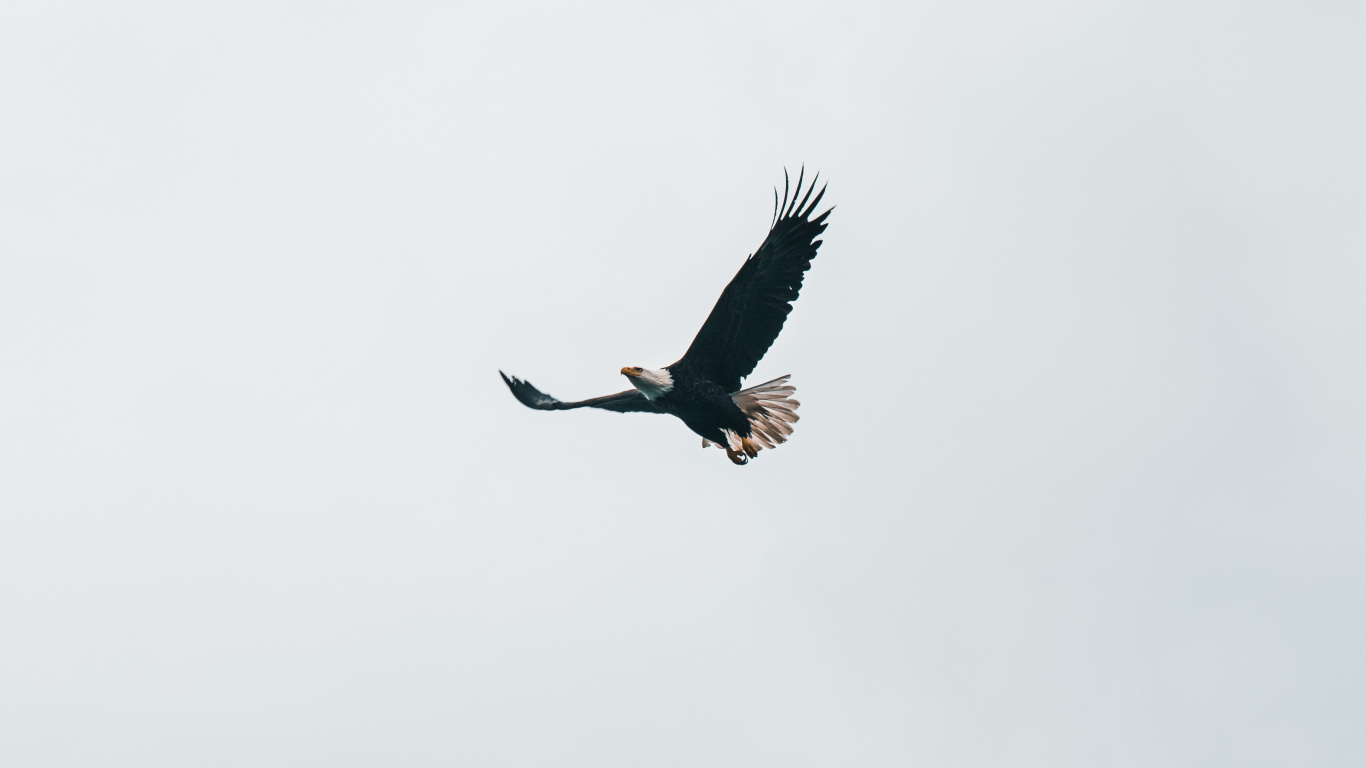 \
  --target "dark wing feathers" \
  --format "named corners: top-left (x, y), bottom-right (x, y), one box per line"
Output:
top-left (499, 371), bottom-right (662, 414)
top-left (674, 168), bottom-right (831, 392)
